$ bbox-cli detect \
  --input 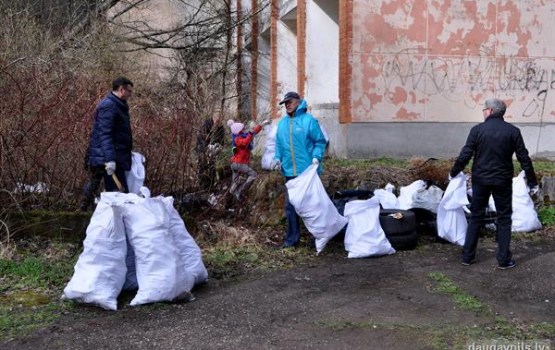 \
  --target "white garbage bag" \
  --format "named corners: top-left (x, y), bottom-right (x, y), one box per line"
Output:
top-left (437, 172), bottom-right (469, 246)
top-left (120, 198), bottom-right (191, 306)
top-left (161, 197), bottom-right (208, 286)
top-left (373, 183), bottom-right (400, 209)
top-left (62, 201), bottom-right (127, 311)
top-left (398, 180), bottom-right (426, 210)
top-left (344, 197), bottom-right (395, 258)
top-left (126, 152), bottom-right (146, 194)
top-left (512, 171), bottom-right (542, 232)
top-left (412, 185), bottom-right (444, 213)
top-left (261, 124), bottom-right (278, 170)
top-left (286, 164), bottom-right (348, 254)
